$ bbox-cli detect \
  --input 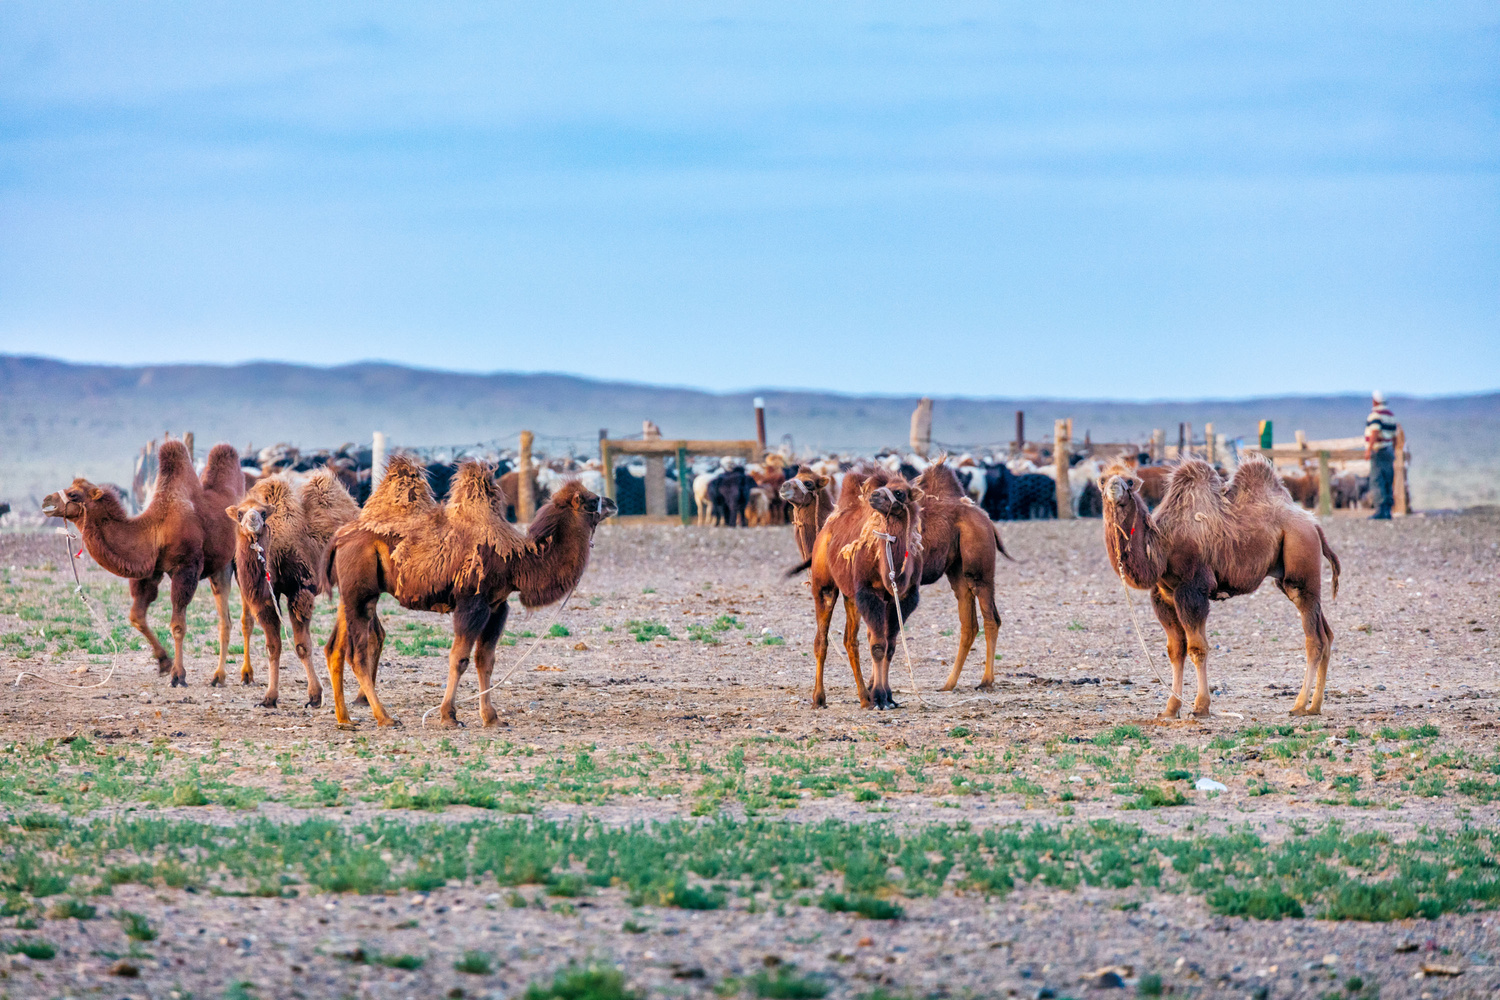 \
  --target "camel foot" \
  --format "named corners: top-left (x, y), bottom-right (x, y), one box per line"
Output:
top-left (437, 717), bottom-right (465, 729)
top-left (1158, 696), bottom-right (1182, 720)
top-left (240, 671), bottom-right (254, 686)
top-left (939, 680), bottom-right (958, 693)
top-left (1157, 707), bottom-right (1180, 720)
top-left (305, 691), bottom-right (323, 709)
top-left (976, 679), bottom-right (995, 691)
top-left (209, 673), bottom-right (226, 688)
top-left (375, 716), bottom-right (403, 728)
top-left (810, 696), bottom-right (827, 709)
top-left (336, 721), bottom-right (358, 731)
top-left (1289, 706), bottom-right (1319, 717)
top-left (480, 713), bottom-right (501, 728)
top-left (1192, 703), bottom-right (1211, 719)
top-left (155, 657), bottom-right (173, 676)
top-left (260, 693), bottom-right (278, 709)
top-left (170, 673), bottom-right (187, 688)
